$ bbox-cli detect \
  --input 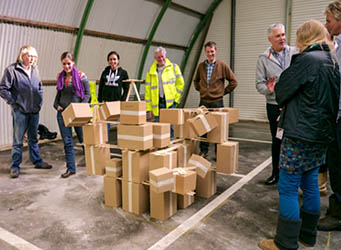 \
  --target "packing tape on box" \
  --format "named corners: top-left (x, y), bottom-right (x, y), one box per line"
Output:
top-left (233, 143), bottom-right (237, 171)
top-left (105, 166), bottom-right (122, 173)
top-left (169, 192), bottom-right (173, 216)
top-left (188, 159), bottom-right (208, 175)
top-left (153, 133), bottom-right (170, 140)
top-left (128, 181), bottom-right (133, 212)
top-left (183, 145), bottom-right (187, 167)
top-left (198, 114), bottom-right (211, 132)
top-left (153, 150), bottom-right (174, 169)
top-left (100, 106), bottom-right (107, 120)
top-left (121, 110), bottom-right (145, 116)
top-left (222, 113), bottom-right (227, 141)
top-left (90, 145), bottom-right (96, 174)
top-left (128, 151), bottom-right (133, 181)
top-left (99, 123), bottom-right (104, 144)
top-left (118, 134), bottom-right (153, 141)
top-left (172, 168), bottom-right (187, 192)
top-left (150, 178), bottom-right (174, 188)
